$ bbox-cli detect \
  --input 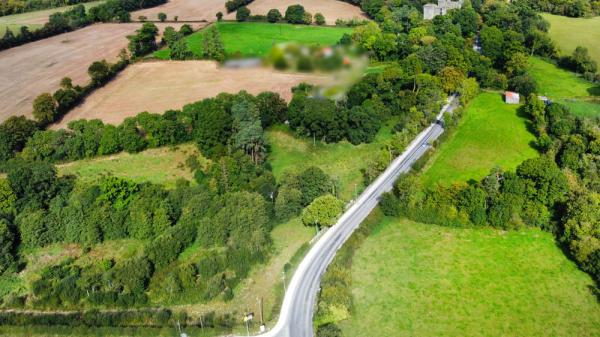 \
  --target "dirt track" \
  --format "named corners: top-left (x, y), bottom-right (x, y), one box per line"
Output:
top-left (55, 61), bottom-right (327, 127)
top-left (0, 22), bottom-right (204, 122)
top-left (224, 0), bottom-right (366, 24)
